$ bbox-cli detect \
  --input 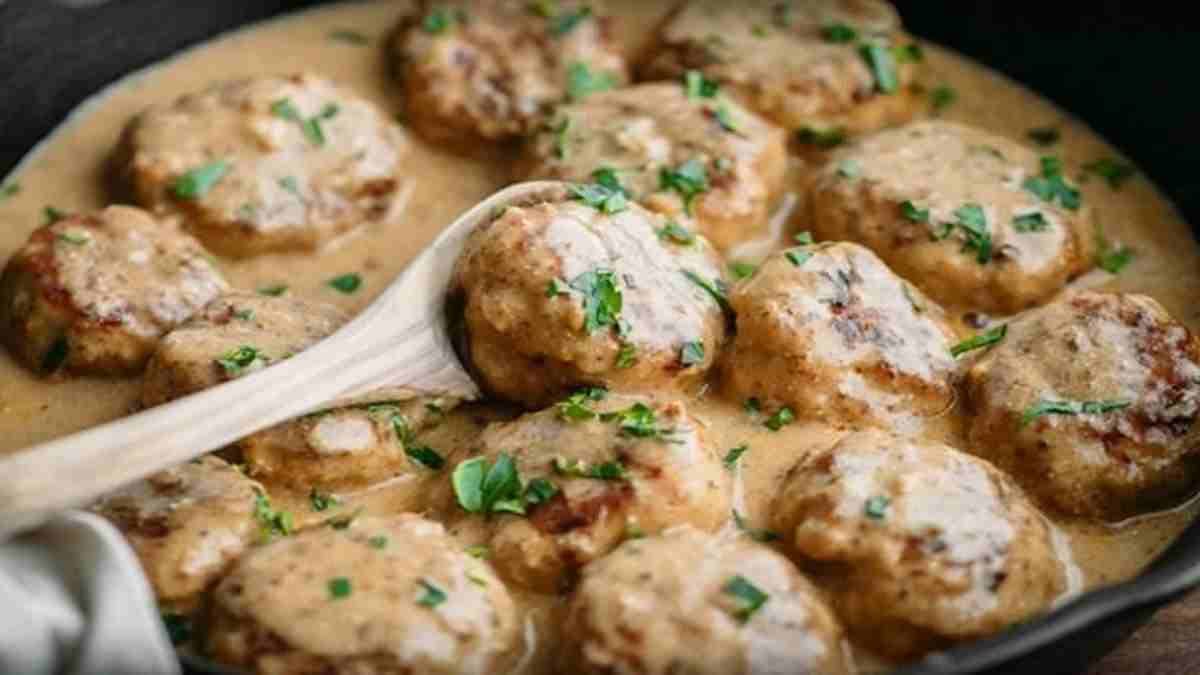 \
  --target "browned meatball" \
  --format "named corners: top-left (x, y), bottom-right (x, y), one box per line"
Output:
top-left (455, 394), bottom-right (731, 593)
top-left (640, 0), bottom-right (921, 136)
top-left (964, 291), bottom-right (1200, 520)
top-left (392, 0), bottom-right (628, 146)
top-left (806, 120), bottom-right (1094, 314)
top-left (772, 430), bottom-right (1068, 660)
top-left (142, 291), bottom-right (346, 407)
top-left (722, 241), bottom-right (958, 430)
top-left (561, 526), bottom-right (853, 675)
top-left (119, 73), bottom-right (408, 257)
top-left (517, 80), bottom-right (786, 250)
top-left (0, 205), bottom-right (227, 376)
top-left (452, 190), bottom-right (728, 408)
top-left (93, 456), bottom-right (261, 610)
top-left (208, 514), bottom-right (521, 675)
